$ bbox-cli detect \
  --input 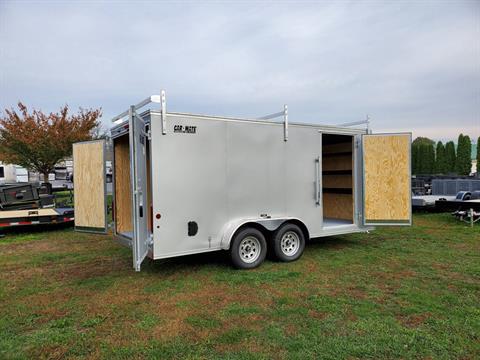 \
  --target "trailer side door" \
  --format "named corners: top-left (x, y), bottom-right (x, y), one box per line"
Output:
top-left (73, 140), bottom-right (107, 233)
top-left (362, 133), bottom-right (411, 226)
top-left (129, 108), bottom-right (149, 271)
